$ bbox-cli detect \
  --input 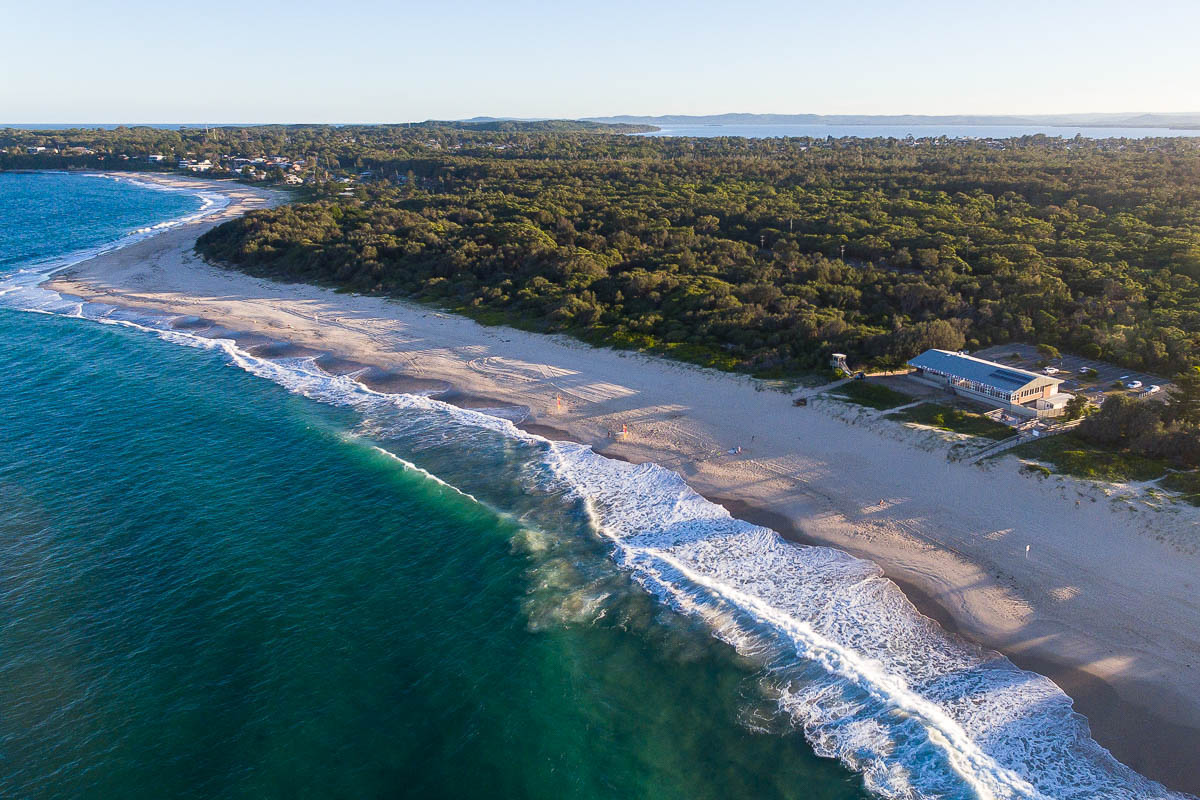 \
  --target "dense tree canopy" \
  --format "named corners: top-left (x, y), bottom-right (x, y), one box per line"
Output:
top-left (7, 124), bottom-right (1200, 376)
top-left (9, 123), bottom-right (1200, 468)
top-left (180, 131), bottom-right (1200, 377)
